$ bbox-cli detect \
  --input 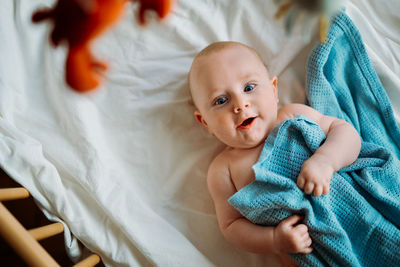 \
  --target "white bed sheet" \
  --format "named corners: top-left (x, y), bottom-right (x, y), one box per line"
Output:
top-left (0, 0), bottom-right (399, 266)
